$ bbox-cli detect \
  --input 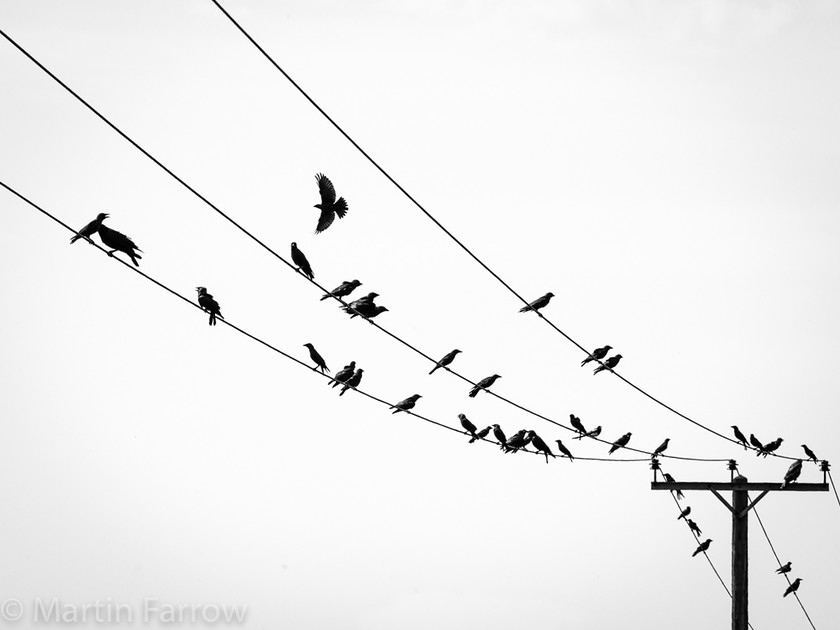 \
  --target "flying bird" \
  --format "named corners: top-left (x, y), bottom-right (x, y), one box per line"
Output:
top-left (801, 444), bottom-right (818, 463)
top-left (776, 561), bottom-right (792, 575)
top-left (581, 345), bottom-right (612, 367)
top-left (759, 438), bottom-right (783, 457)
top-left (330, 361), bottom-right (356, 388)
top-left (749, 433), bottom-right (764, 451)
top-left (291, 242), bottom-right (314, 279)
top-left (783, 578), bottom-right (802, 598)
top-left (687, 519), bottom-right (701, 536)
top-left (593, 355), bottom-right (622, 375)
top-left (303, 343), bottom-right (329, 373)
top-left (519, 292), bottom-right (554, 314)
top-left (320, 279), bottom-right (361, 301)
top-left (313, 173), bottom-right (349, 234)
top-left (471, 426), bottom-right (492, 444)
top-left (569, 414), bottom-right (587, 436)
top-left (429, 349), bottom-right (462, 375)
top-left (196, 287), bottom-right (223, 326)
top-left (491, 424), bottom-right (507, 447)
top-left (469, 374), bottom-right (501, 398)
top-left (732, 425), bottom-right (749, 449)
top-left (554, 439), bottom-right (574, 461)
top-left (98, 217), bottom-right (143, 266)
top-left (783, 459), bottom-right (803, 487)
top-left (70, 212), bottom-right (107, 244)
top-left (574, 426), bottom-right (601, 440)
top-left (339, 368), bottom-right (363, 396)
top-left (651, 438), bottom-right (670, 459)
top-left (530, 433), bottom-right (555, 463)
top-left (608, 432), bottom-right (632, 455)
top-left (692, 539), bottom-right (712, 557)
top-left (663, 473), bottom-right (684, 499)
top-left (391, 394), bottom-right (422, 414)
top-left (458, 414), bottom-right (479, 441)
top-left (677, 506), bottom-right (691, 521)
